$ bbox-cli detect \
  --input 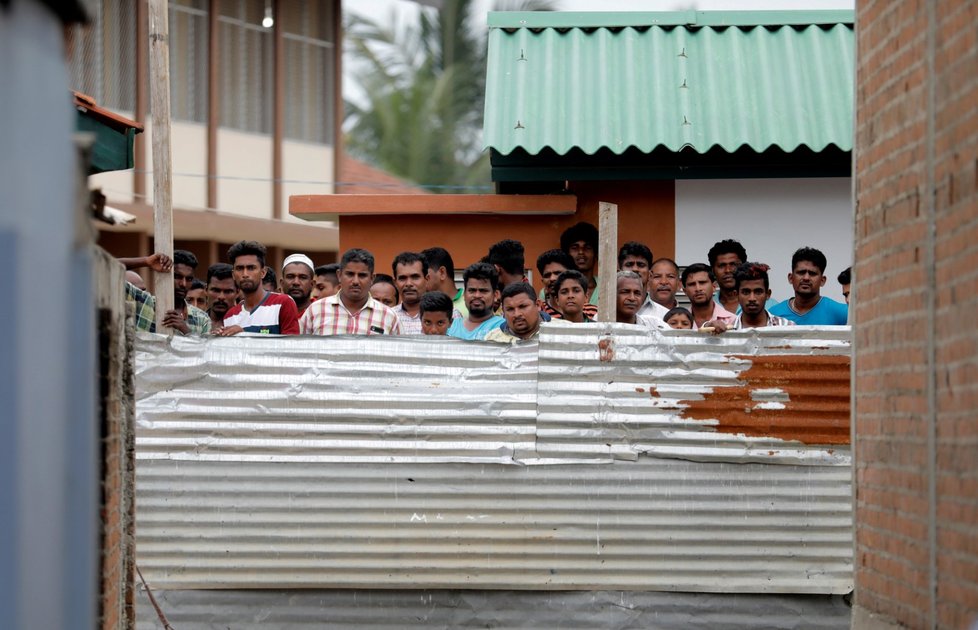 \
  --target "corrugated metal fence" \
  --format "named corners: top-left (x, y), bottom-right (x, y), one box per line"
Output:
top-left (135, 322), bottom-right (852, 595)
